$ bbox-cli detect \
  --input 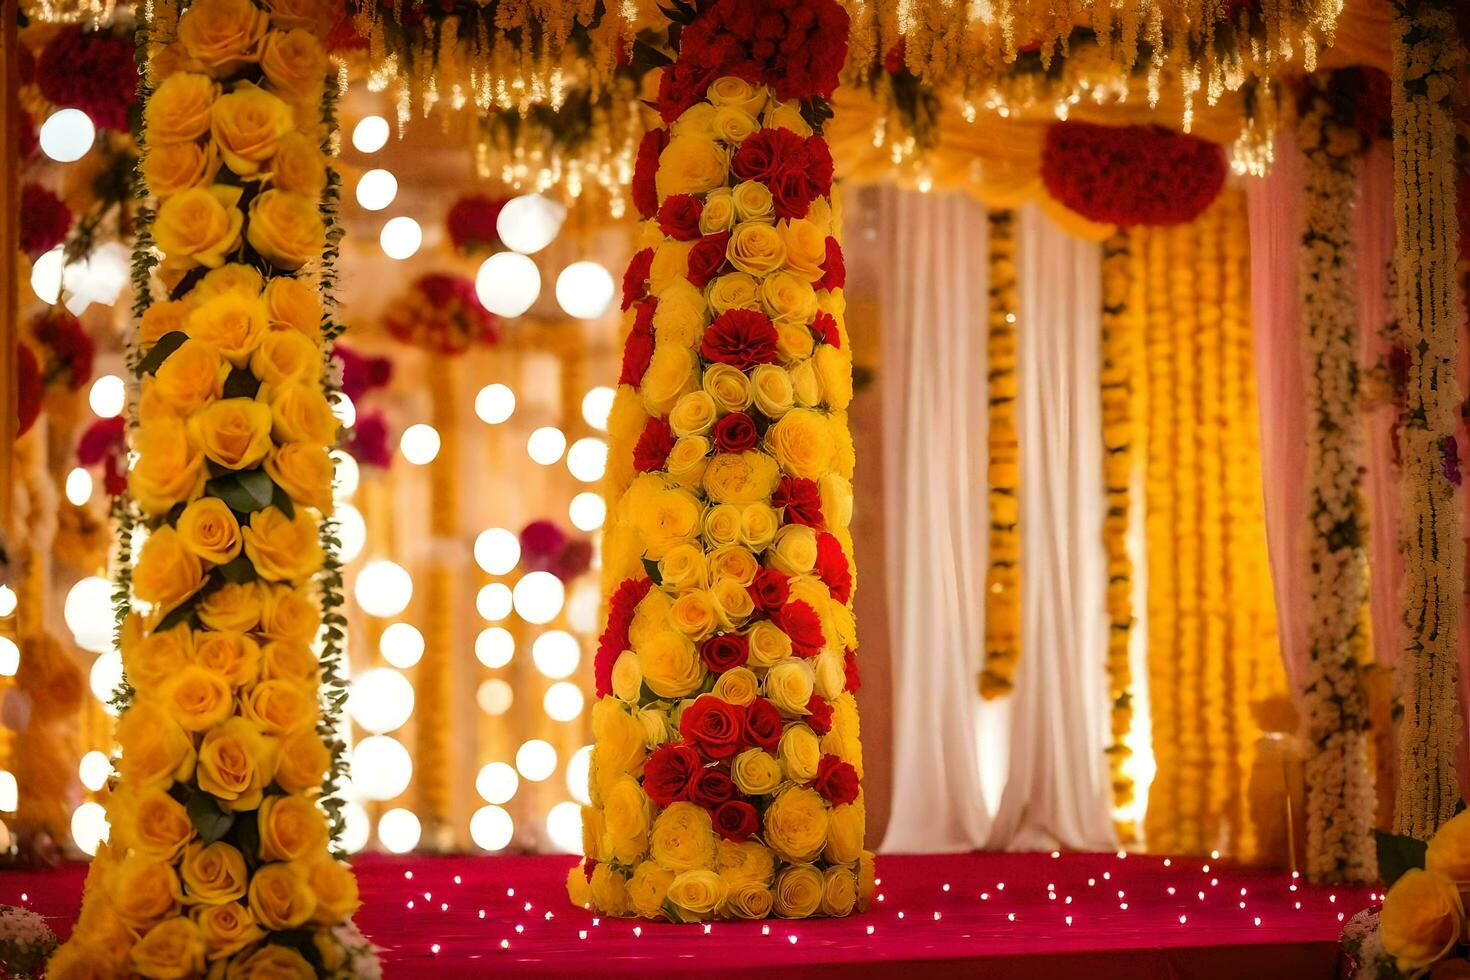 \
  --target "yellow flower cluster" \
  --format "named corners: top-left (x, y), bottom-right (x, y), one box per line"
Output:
top-left (1379, 812), bottom-right (1470, 974)
top-left (49, 1), bottom-right (362, 977)
top-left (981, 210), bottom-right (1019, 700)
top-left (574, 73), bottom-right (873, 923)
